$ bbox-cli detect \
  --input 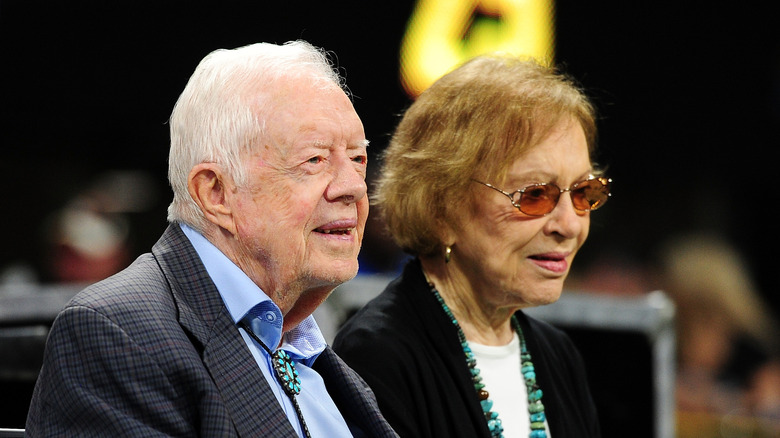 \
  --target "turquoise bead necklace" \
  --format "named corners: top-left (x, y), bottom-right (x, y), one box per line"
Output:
top-left (430, 283), bottom-right (548, 438)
